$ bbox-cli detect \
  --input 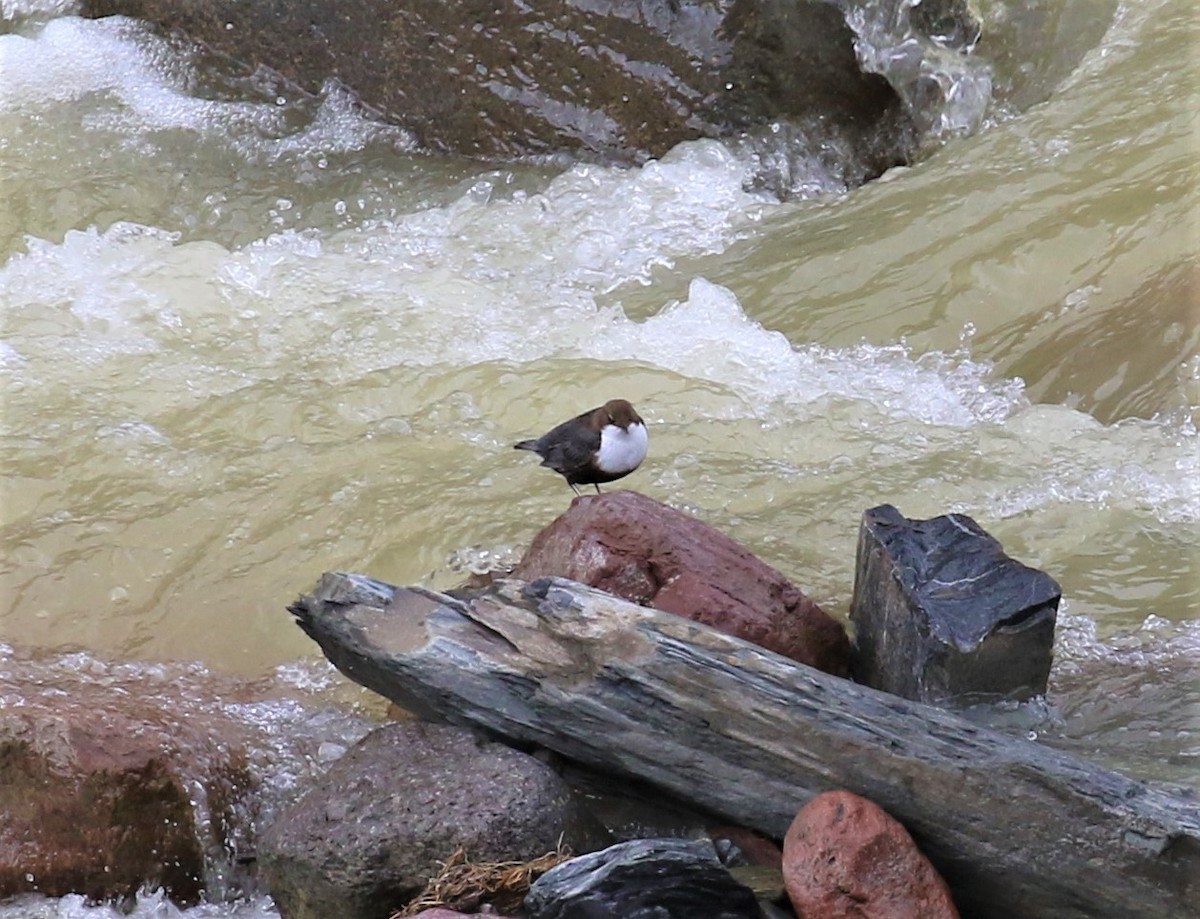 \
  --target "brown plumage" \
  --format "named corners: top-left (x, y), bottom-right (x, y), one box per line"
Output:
top-left (514, 399), bottom-right (648, 495)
